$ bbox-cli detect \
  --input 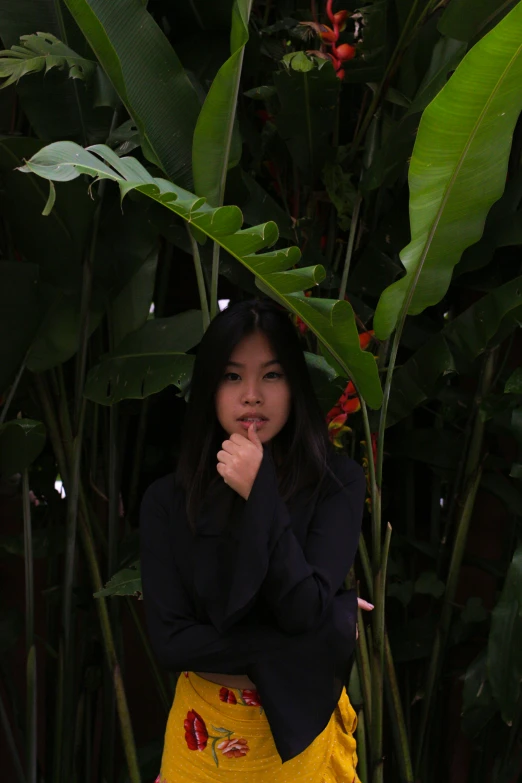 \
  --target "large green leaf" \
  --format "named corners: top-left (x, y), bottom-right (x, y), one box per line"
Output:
top-left (406, 36), bottom-right (467, 116)
top-left (387, 274), bottom-right (522, 427)
top-left (192, 0), bottom-right (252, 206)
top-left (19, 141), bottom-right (383, 409)
top-left (0, 0), bottom-right (113, 141)
top-left (110, 249), bottom-right (158, 347)
top-left (0, 32), bottom-right (96, 88)
top-left (25, 195), bottom-right (158, 372)
top-left (0, 261), bottom-right (39, 395)
top-left (0, 419), bottom-right (46, 475)
top-left (84, 311), bottom-right (203, 404)
top-left (273, 56), bottom-right (341, 182)
top-left (438, 0), bottom-right (519, 42)
top-left (374, 1), bottom-right (522, 340)
top-left (0, 137), bottom-right (94, 289)
top-left (487, 546), bottom-right (522, 724)
top-left (63, 0), bottom-right (201, 188)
